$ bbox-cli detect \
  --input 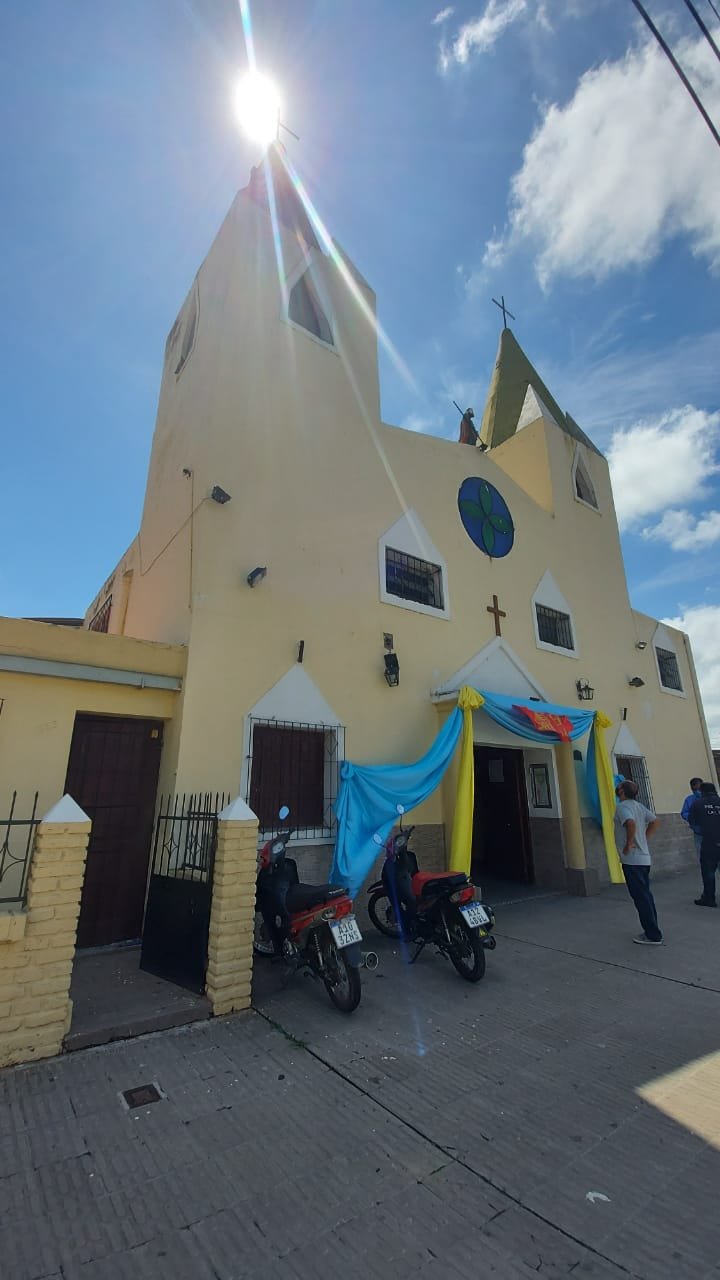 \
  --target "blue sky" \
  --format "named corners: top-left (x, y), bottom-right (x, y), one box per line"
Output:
top-left (1, 0), bottom-right (718, 739)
